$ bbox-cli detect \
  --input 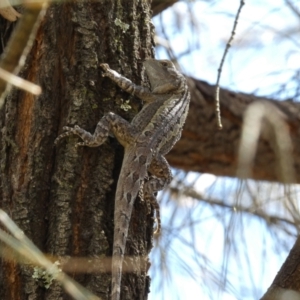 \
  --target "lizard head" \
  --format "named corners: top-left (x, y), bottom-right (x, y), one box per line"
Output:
top-left (143, 59), bottom-right (185, 94)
